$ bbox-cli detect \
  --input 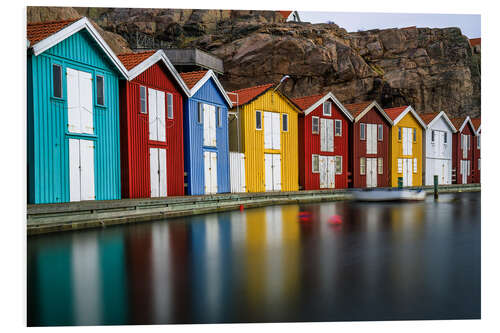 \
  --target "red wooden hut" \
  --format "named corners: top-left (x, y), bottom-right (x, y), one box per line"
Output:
top-left (471, 118), bottom-right (481, 183)
top-left (118, 50), bottom-right (190, 198)
top-left (344, 101), bottom-right (393, 188)
top-left (451, 116), bottom-right (475, 184)
top-left (293, 92), bottom-right (353, 190)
